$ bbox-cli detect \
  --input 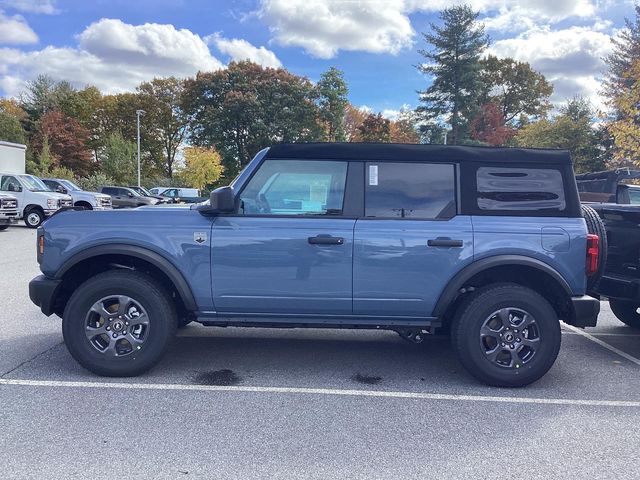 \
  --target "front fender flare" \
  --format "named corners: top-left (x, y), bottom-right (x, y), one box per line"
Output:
top-left (56, 244), bottom-right (198, 311)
